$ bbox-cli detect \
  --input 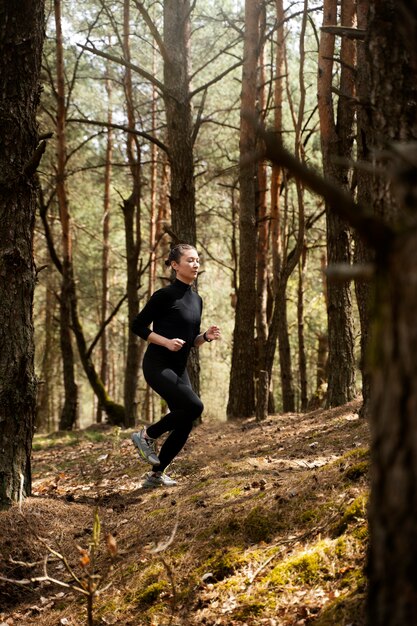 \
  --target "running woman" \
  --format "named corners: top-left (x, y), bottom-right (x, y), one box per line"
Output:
top-left (131, 243), bottom-right (221, 488)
